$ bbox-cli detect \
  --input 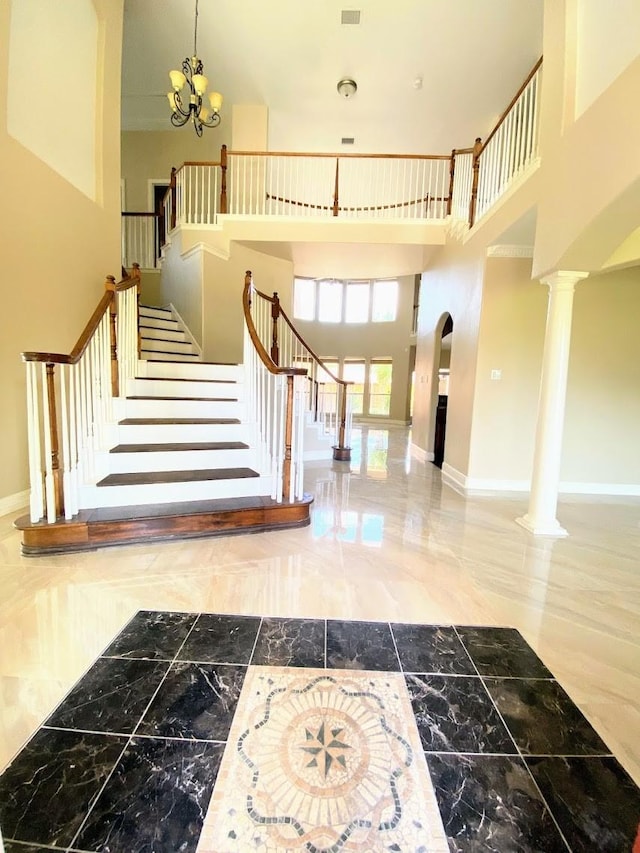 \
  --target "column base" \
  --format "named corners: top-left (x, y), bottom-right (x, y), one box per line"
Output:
top-left (515, 514), bottom-right (568, 537)
top-left (332, 446), bottom-right (351, 462)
